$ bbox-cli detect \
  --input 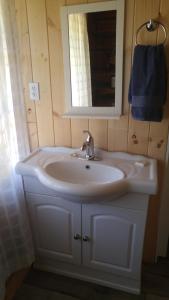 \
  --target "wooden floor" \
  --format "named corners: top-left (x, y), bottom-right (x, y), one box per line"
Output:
top-left (5, 269), bottom-right (29, 300)
top-left (5, 259), bottom-right (169, 300)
